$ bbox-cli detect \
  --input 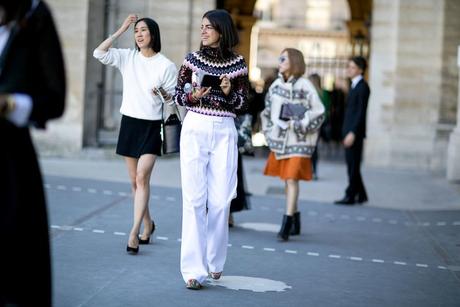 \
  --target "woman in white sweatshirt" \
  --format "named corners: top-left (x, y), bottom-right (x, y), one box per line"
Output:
top-left (93, 14), bottom-right (177, 254)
